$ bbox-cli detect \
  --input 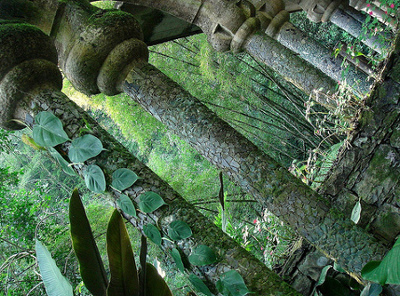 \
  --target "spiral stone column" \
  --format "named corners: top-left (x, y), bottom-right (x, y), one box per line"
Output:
top-left (0, 21), bottom-right (299, 295)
